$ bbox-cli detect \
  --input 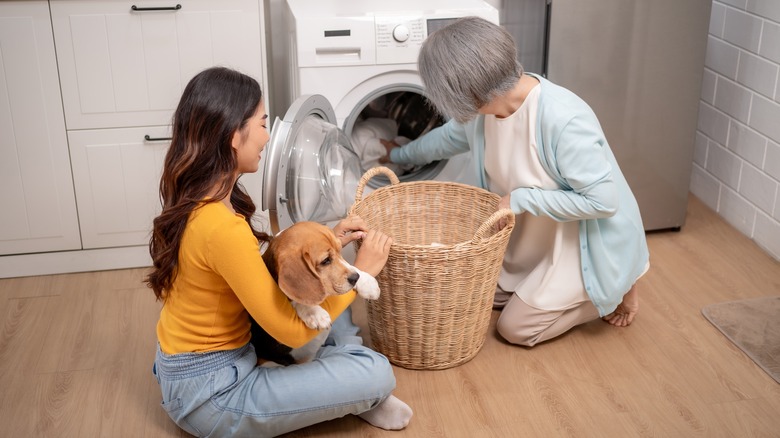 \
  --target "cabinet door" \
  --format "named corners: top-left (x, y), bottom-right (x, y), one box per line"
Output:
top-left (68, 127), bottom-right (170, 249)
top-left (0, 1), bottom-right (81, 255)
top-left (51, 0), bottom-right (267, 130)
